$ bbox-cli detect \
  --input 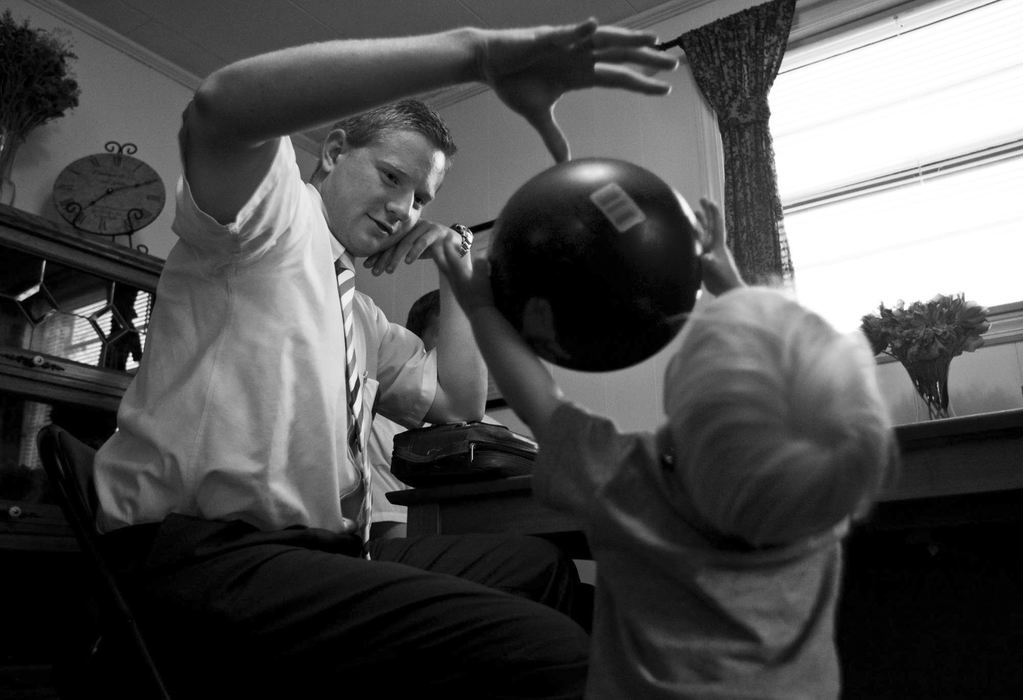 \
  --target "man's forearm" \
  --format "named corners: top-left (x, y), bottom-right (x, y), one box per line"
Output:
top-left (430, 276), bottom-right (488, 422)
